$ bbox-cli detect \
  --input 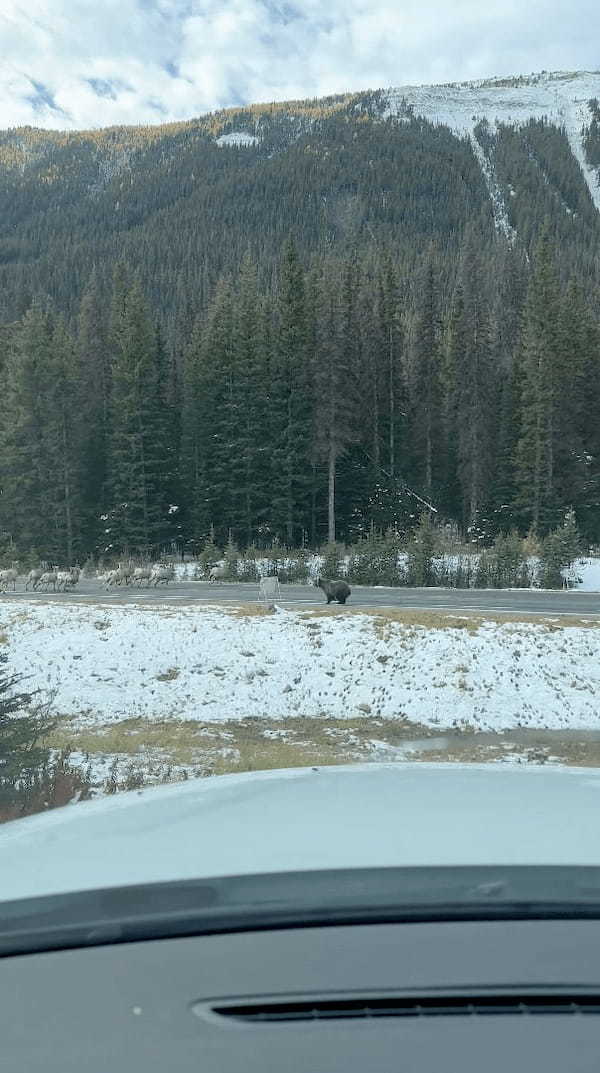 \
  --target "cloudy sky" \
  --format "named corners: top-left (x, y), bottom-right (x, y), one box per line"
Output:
top-left (0, 0), bottom-right (598, 129)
